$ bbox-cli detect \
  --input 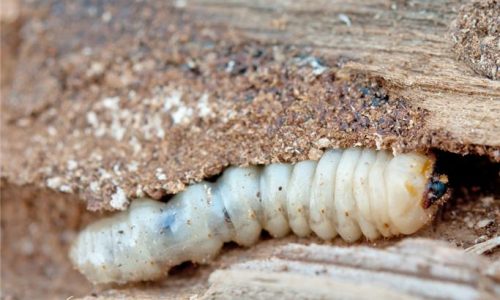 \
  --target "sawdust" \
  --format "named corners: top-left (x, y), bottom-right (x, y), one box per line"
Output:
top-left (450, 0), bottom-right (500, 80)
